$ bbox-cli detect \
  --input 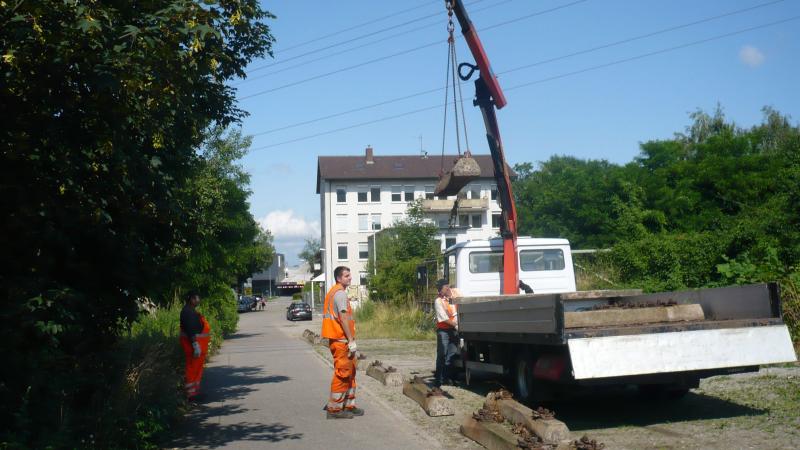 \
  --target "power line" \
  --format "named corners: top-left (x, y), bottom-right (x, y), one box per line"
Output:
top-left (237, 0), bottom-right (591, 101)
top-left (498, 0), bottom-right (787, 76)
top-left (237, 0), bottom-right (514, 86)
top-left (272, 1), bottom-right (439, 56)
top-left (245, 16), bottom-right (799, 152)
top-left (248, 0), bottom-right (786, 137)
top-left (246, 0), bottom-right (493, 75)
